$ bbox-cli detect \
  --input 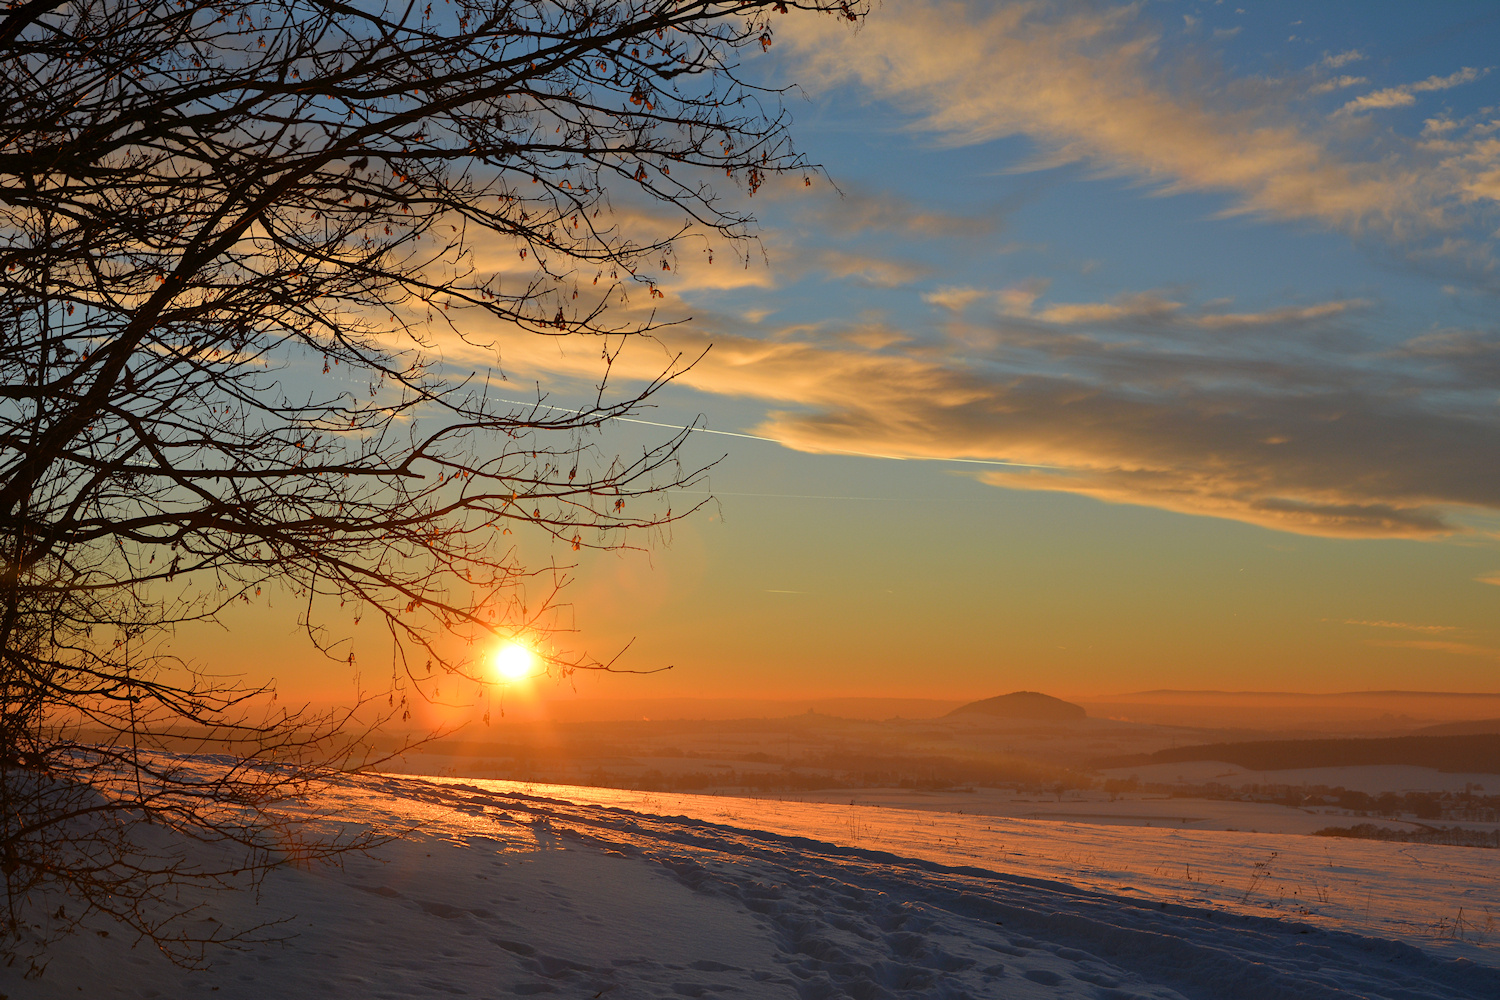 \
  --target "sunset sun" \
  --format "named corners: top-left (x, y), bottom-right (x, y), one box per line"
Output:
top-left (491, 641), bottom-right (536, 682)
